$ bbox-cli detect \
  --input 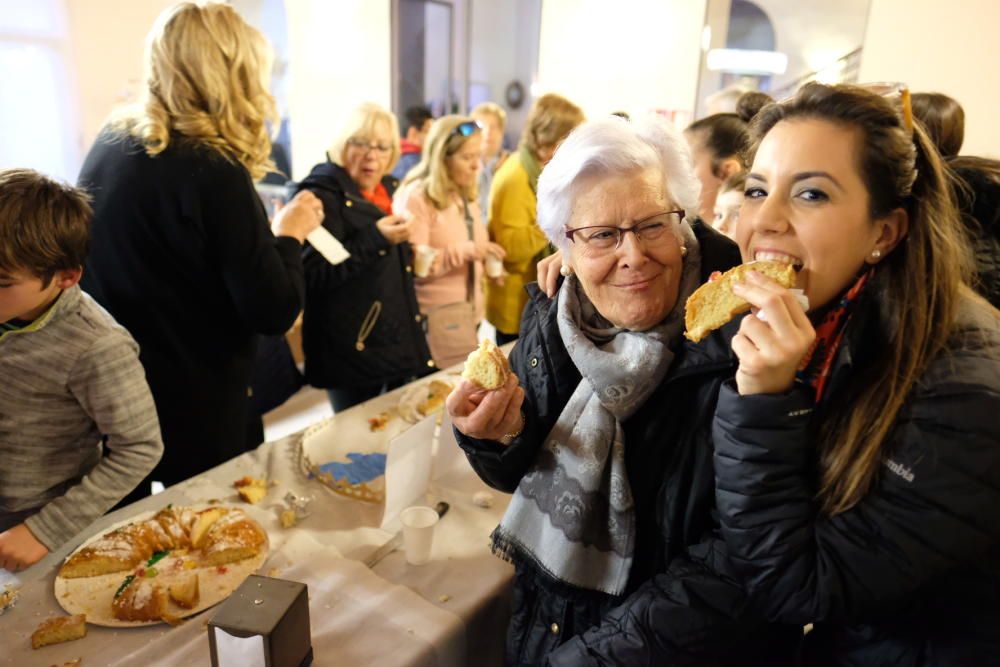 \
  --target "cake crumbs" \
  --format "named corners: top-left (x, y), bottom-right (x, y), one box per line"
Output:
top-left (438, 594), bottom-right (451, 603)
